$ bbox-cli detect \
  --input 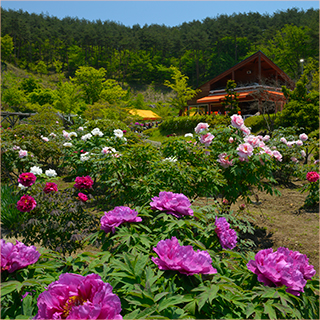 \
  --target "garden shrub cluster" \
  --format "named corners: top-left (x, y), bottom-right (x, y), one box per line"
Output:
top-left (1, 113), bottom-right (319, 319)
